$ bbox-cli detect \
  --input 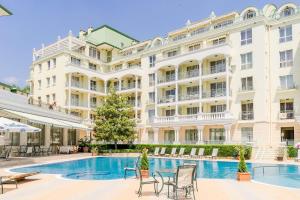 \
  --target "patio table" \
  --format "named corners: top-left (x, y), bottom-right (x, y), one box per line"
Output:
top-left (156, 168), bottom-right (177, 194)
